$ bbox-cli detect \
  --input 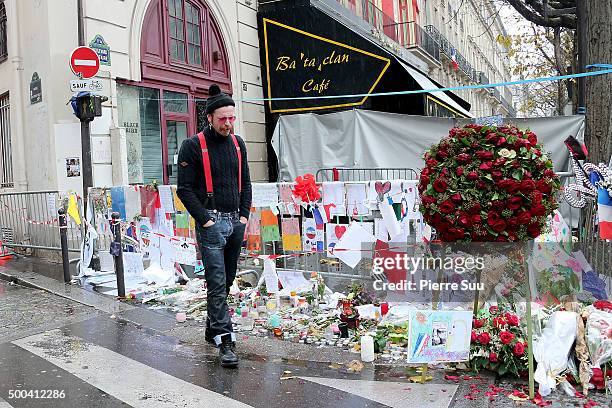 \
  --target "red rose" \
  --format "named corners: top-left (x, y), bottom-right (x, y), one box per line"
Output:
top-left (508, 231), bottom-right (518, 241)
top-left (447, 227), bottom-right (465, 240)
top-left (420, 174), bottom-right (430, 185)
top-left (531, 204), bottom-right (547, 216)
top-left (497, 137), bottom-right (507, 146)
top-left (476, 150), bottom-right (494, 160)
top-left (476, 180), bottom-right (487, 189)
top-left (436, 150), bottom-right (449, 160)
top-left (507, 196), bottom-right (523, 210)
top-left (488, 211), bottom-right (501, 222)
top-left (500, 331), bottom-right (515, 345)
top-left (485, 133), bottom-right (498, 143)
top-left (505, 313), bottom-right (519, 326)
top-left (439, 200), bottom-right (456, 214)
top-left (544, 169), bottom-right (555, 178)
top-left (450, 193), bottom-right (463, 203)
top-left (517, 211), bottom-right (532, 225)
top-left (470, 203), bottom-right (482, 213)
top-left (528, 222), bottom-right (541, 238)
top-left (471, 331), bottom-right (477, 342)
top-left (459, 213), bottom-right (473, 227)
top-left (532, 190), bottom-right (544, 205)
top-left (473, 318), bottom-right (484, 328)
top-left (507, 180), bottom-right (521, 194)
top-left (513, 342), bottom-right (525, 356)
top-left (536, 179), bottom-right (552, 194)
top-left (472, 214), bottom-right (482, 224)
top-left (467, 171), bottom-right (479, 181)
top-left (478, 332), bottom-right (491, 345)
top-left (527, 132), bottom-right (537, 145)
top-left (493, 317), bottom-right (507, 329)
top-left (489, 352), bottom-right (498, 363)
top-left (533, 149), bottom-right (542, 157)
top-left (491, 170), bottom-right (503, 180)
top-left (426, 158), bottom-right (438, 168)
top-left (507, 218), bottom-right (519, 228)
top-left (457, 153), bottom-right (471, 164)
top-left (498, 179), bottom-right (514, 190)
top-left (489, 306), bottom-right (499, 314)
top-left (421, 195), bottom-right (436, 206)
top-left (456, 167), bottom-right (464, 176)
top-left (433, 179), bottom-right (448, 193)
top-left (490, 219), bottom-right (507, 233)
top-left (479, 162), bottom-right (493, 171)
top-left (493, 158), bottom-right (506, 167)
top-left (491, 200), bottom-right (505, 211)
top-left (520, 179), bottom-right (536, 193)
